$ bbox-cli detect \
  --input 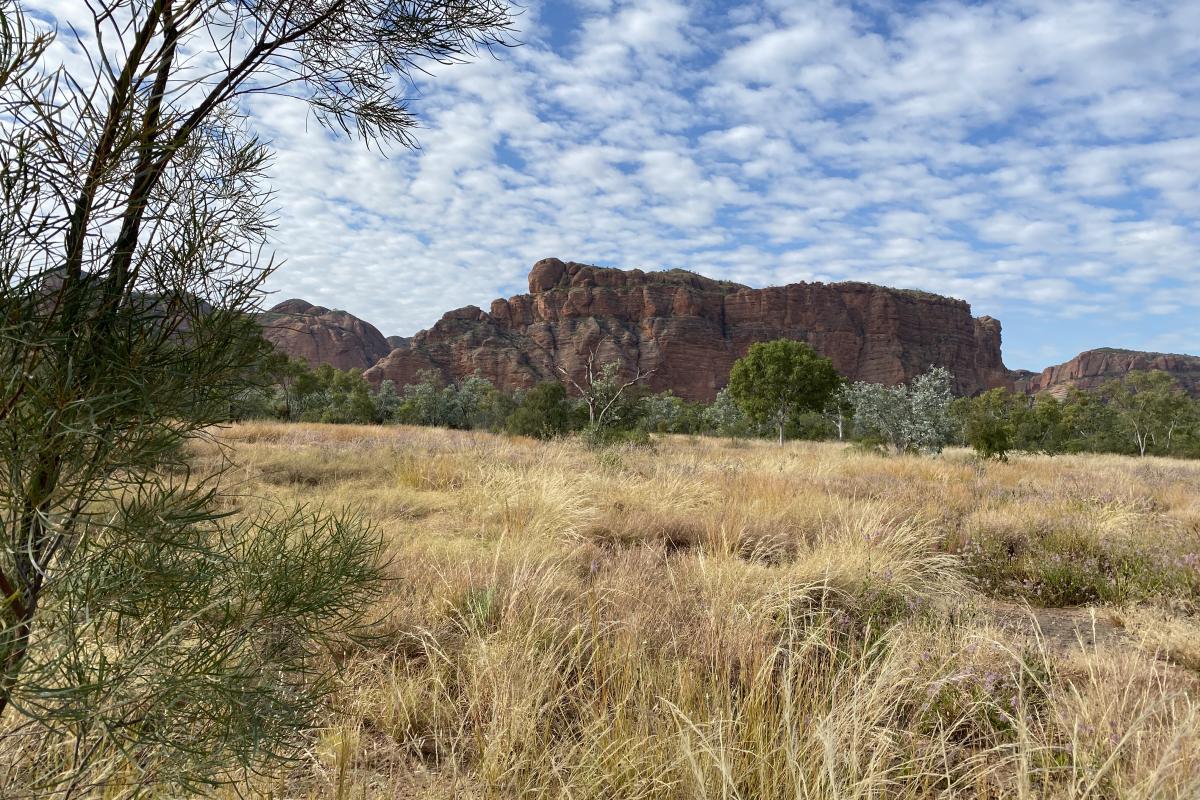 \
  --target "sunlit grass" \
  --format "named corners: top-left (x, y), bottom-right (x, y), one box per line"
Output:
top-left (190, 424), bottom-right (1200, 797)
